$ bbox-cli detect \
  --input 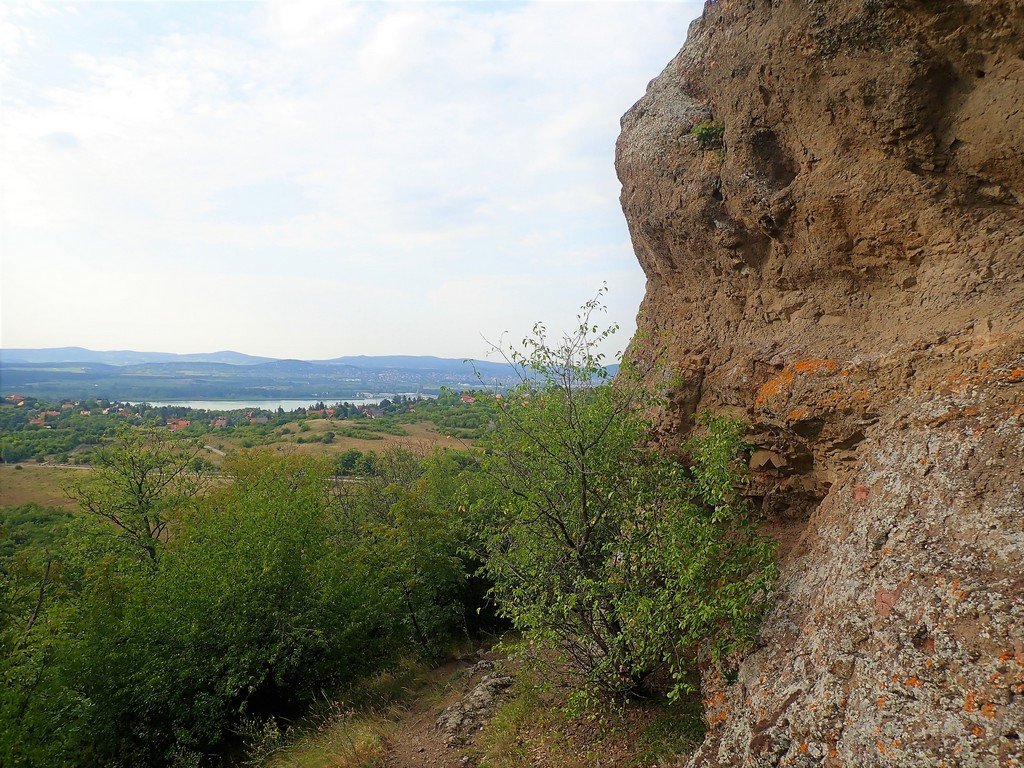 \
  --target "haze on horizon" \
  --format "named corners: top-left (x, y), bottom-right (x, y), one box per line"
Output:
top-left (1, 1), bottom-right (703, 361)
